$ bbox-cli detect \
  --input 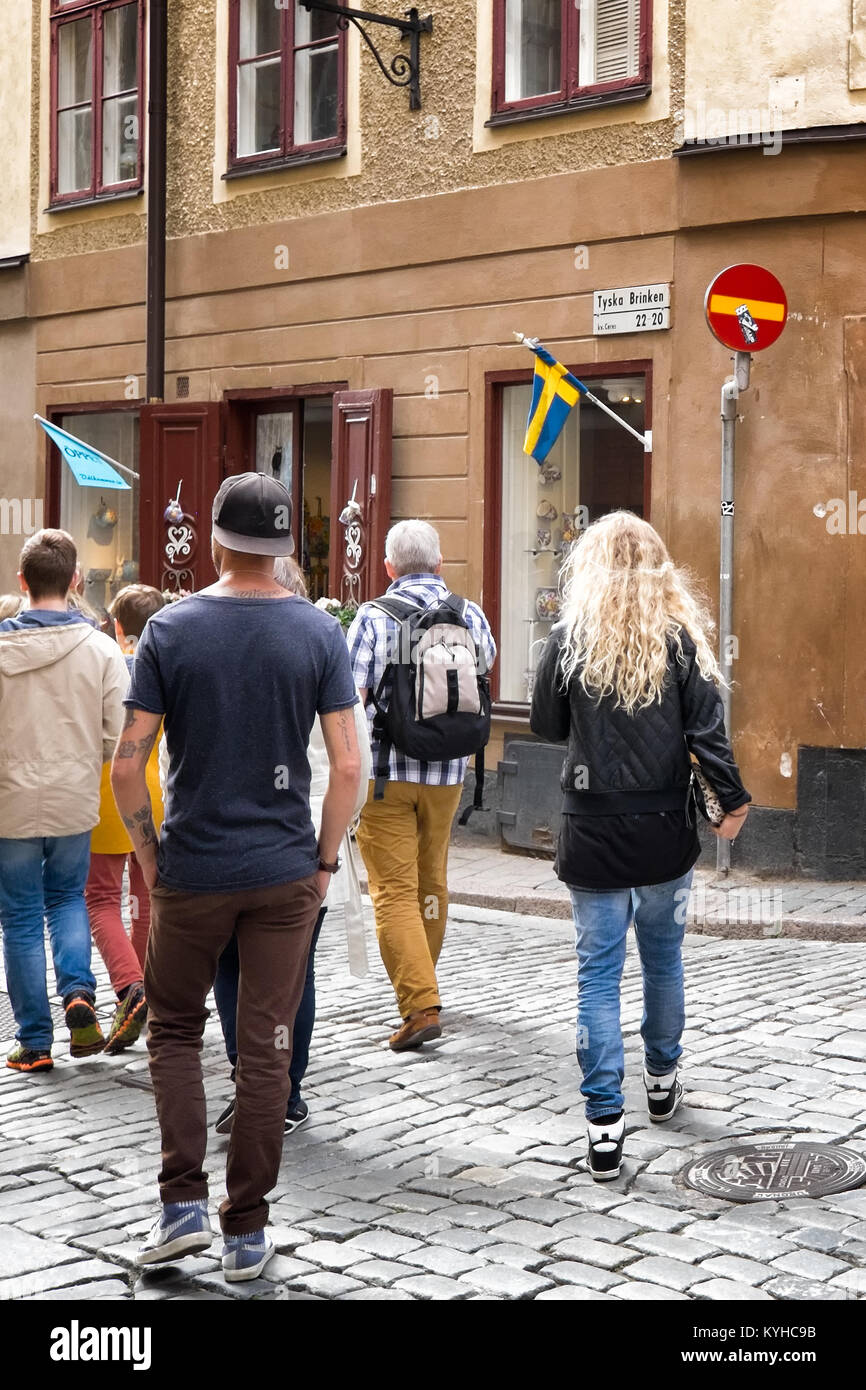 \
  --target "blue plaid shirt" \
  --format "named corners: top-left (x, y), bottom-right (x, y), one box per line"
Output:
top-left (347, 574), bottom-right (496, 786)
